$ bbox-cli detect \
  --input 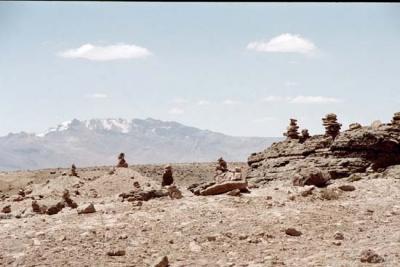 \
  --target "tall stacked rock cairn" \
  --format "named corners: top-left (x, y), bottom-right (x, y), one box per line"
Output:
top-left (283, 119), bottom-right (300, 139)
top-left (392, 112), bottom-right (400, 126)
top-left (247, 112), bottom-right (400, 186)
top-left (322, 113), bottom-right (342, 138)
